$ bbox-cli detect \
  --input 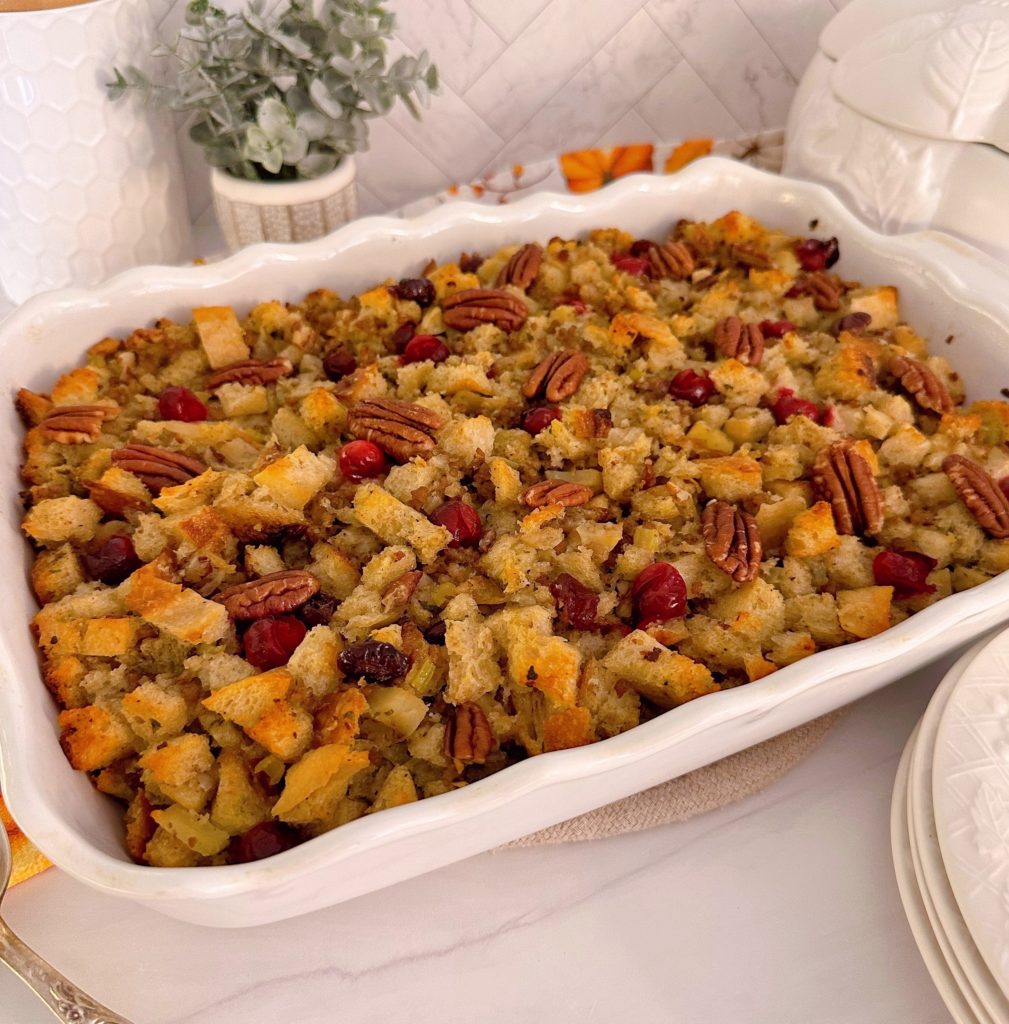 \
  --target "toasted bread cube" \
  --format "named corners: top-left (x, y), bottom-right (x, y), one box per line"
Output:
top-left (287, 625), bottom-right (342, 698)
top-left (579, 657), bottom-right (641, 737)
top-left (697, 455), bottom-right (763, 501)
top-left (756, 494), bottom-right (807, 551)
top-left (847, 286), bottom-right (899, 330)
top-left (143, 824), bottom-right (201, 867)
top-left (837, 586), bottom-right (893, 639)
top-left (201, 668), bottom-right (292, 728)
top-left (85, 466), bottom-right (151, 515)
top-left (121, 680), bottom-right (189, 745)
top-left (210, 749), bottom-right (272, 835)
top-left (766, 631), bottom-right (816, 666)
top-left (31, 545), bottom-right (84, 604)
top-left (124, 792), bottom-right (155, 862)
top-left (51, 366), bottom-right (102, 405)
top-left (253, 445), bottom-right (335, 511)
top-left (59, 705), bottom-right (135, 771)
top-left (543, 706), bottom-right (594, 752)
top-left (300, 387), bottom-right (346, 434)
top-left (246, 701), bottom-right (313, 762)
top-left (709, 358), bottom-right (767, 408)
top-left (814, 343), bottom-right (878, 400)
top-left (315, 688), bottom-right (369, 747)
top-left (785, 501), bottom-right (841, 557)
top-left (438, 415), bottom-right (495, 469)
top-left (23, 496), bottom-right (102, 546)
top-left (272, 743), bottom-right (370, 822)
top-left (44, 656), bottom-right (87, 707)
top-left (786, 593), bottom-right (845, 646)
top-left (601, 630), bottom-right (718, 709)
top-left (80, 617), bottom-right (138, 658)
top-left (152, 469), bottom-right (224, 516)
top-left (370, 765), bottom-right (418, 813)
top-left (150, 805), bottom-right (230, 857)
top-left (193, 305), bottom-right (249, 368)
top-left (140, 733), bottom-right (217, 812)
top-left (507, 630), bottom-right (581, 708)
top-left (307, 541), bottom-right (360, 599)
top-left (217, 382), bottom-right (269, 417)
top-left (366, 685), bottom-right (428, 738)
top-left (124, 560), bottom-right (230, 645)
top-left (353, 482), bottom-right (451, 565)
top-left (445, 617), bottom-right (502, 703)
